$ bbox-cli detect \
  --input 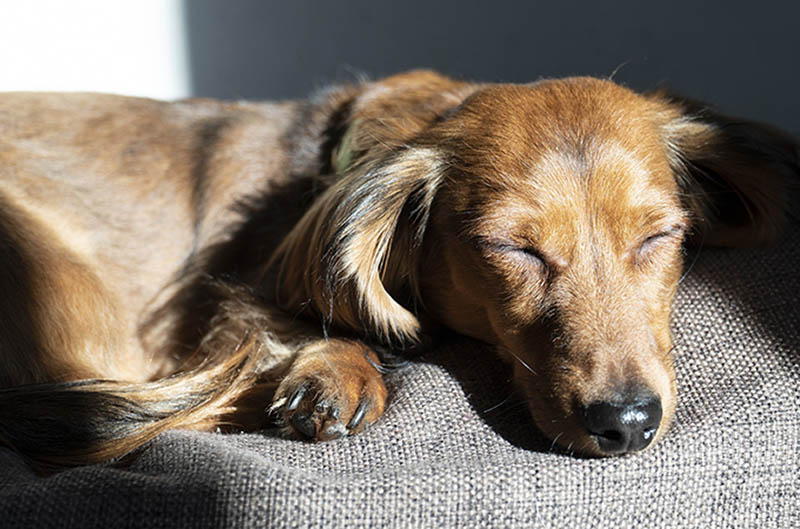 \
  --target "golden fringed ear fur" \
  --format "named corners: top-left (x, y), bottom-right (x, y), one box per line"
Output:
top-left (649, 92), bottom-right (799, 247)
top-left (270, 71), bottom-right (477, 342)
top-left (272, 148), bottom-right (446, 342)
